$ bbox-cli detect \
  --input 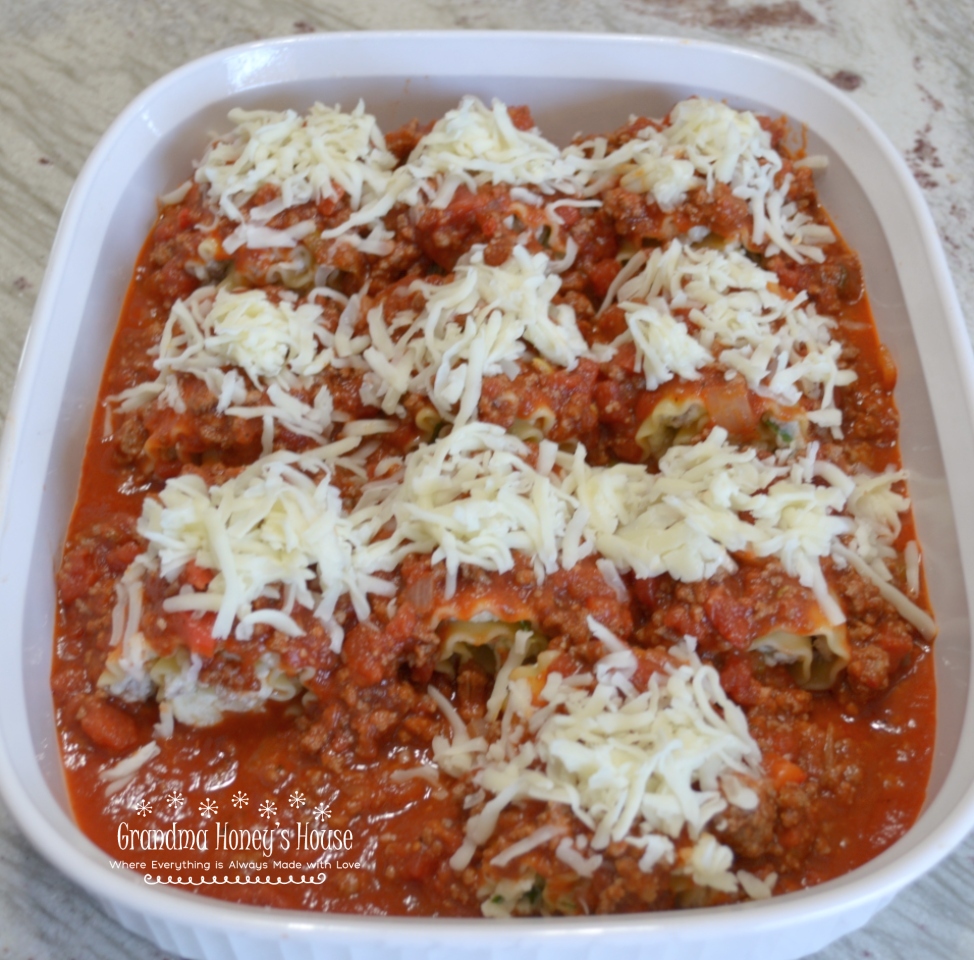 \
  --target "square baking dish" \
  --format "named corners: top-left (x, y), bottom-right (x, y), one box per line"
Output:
top-left (1, 31), bottom-right (973, 960)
